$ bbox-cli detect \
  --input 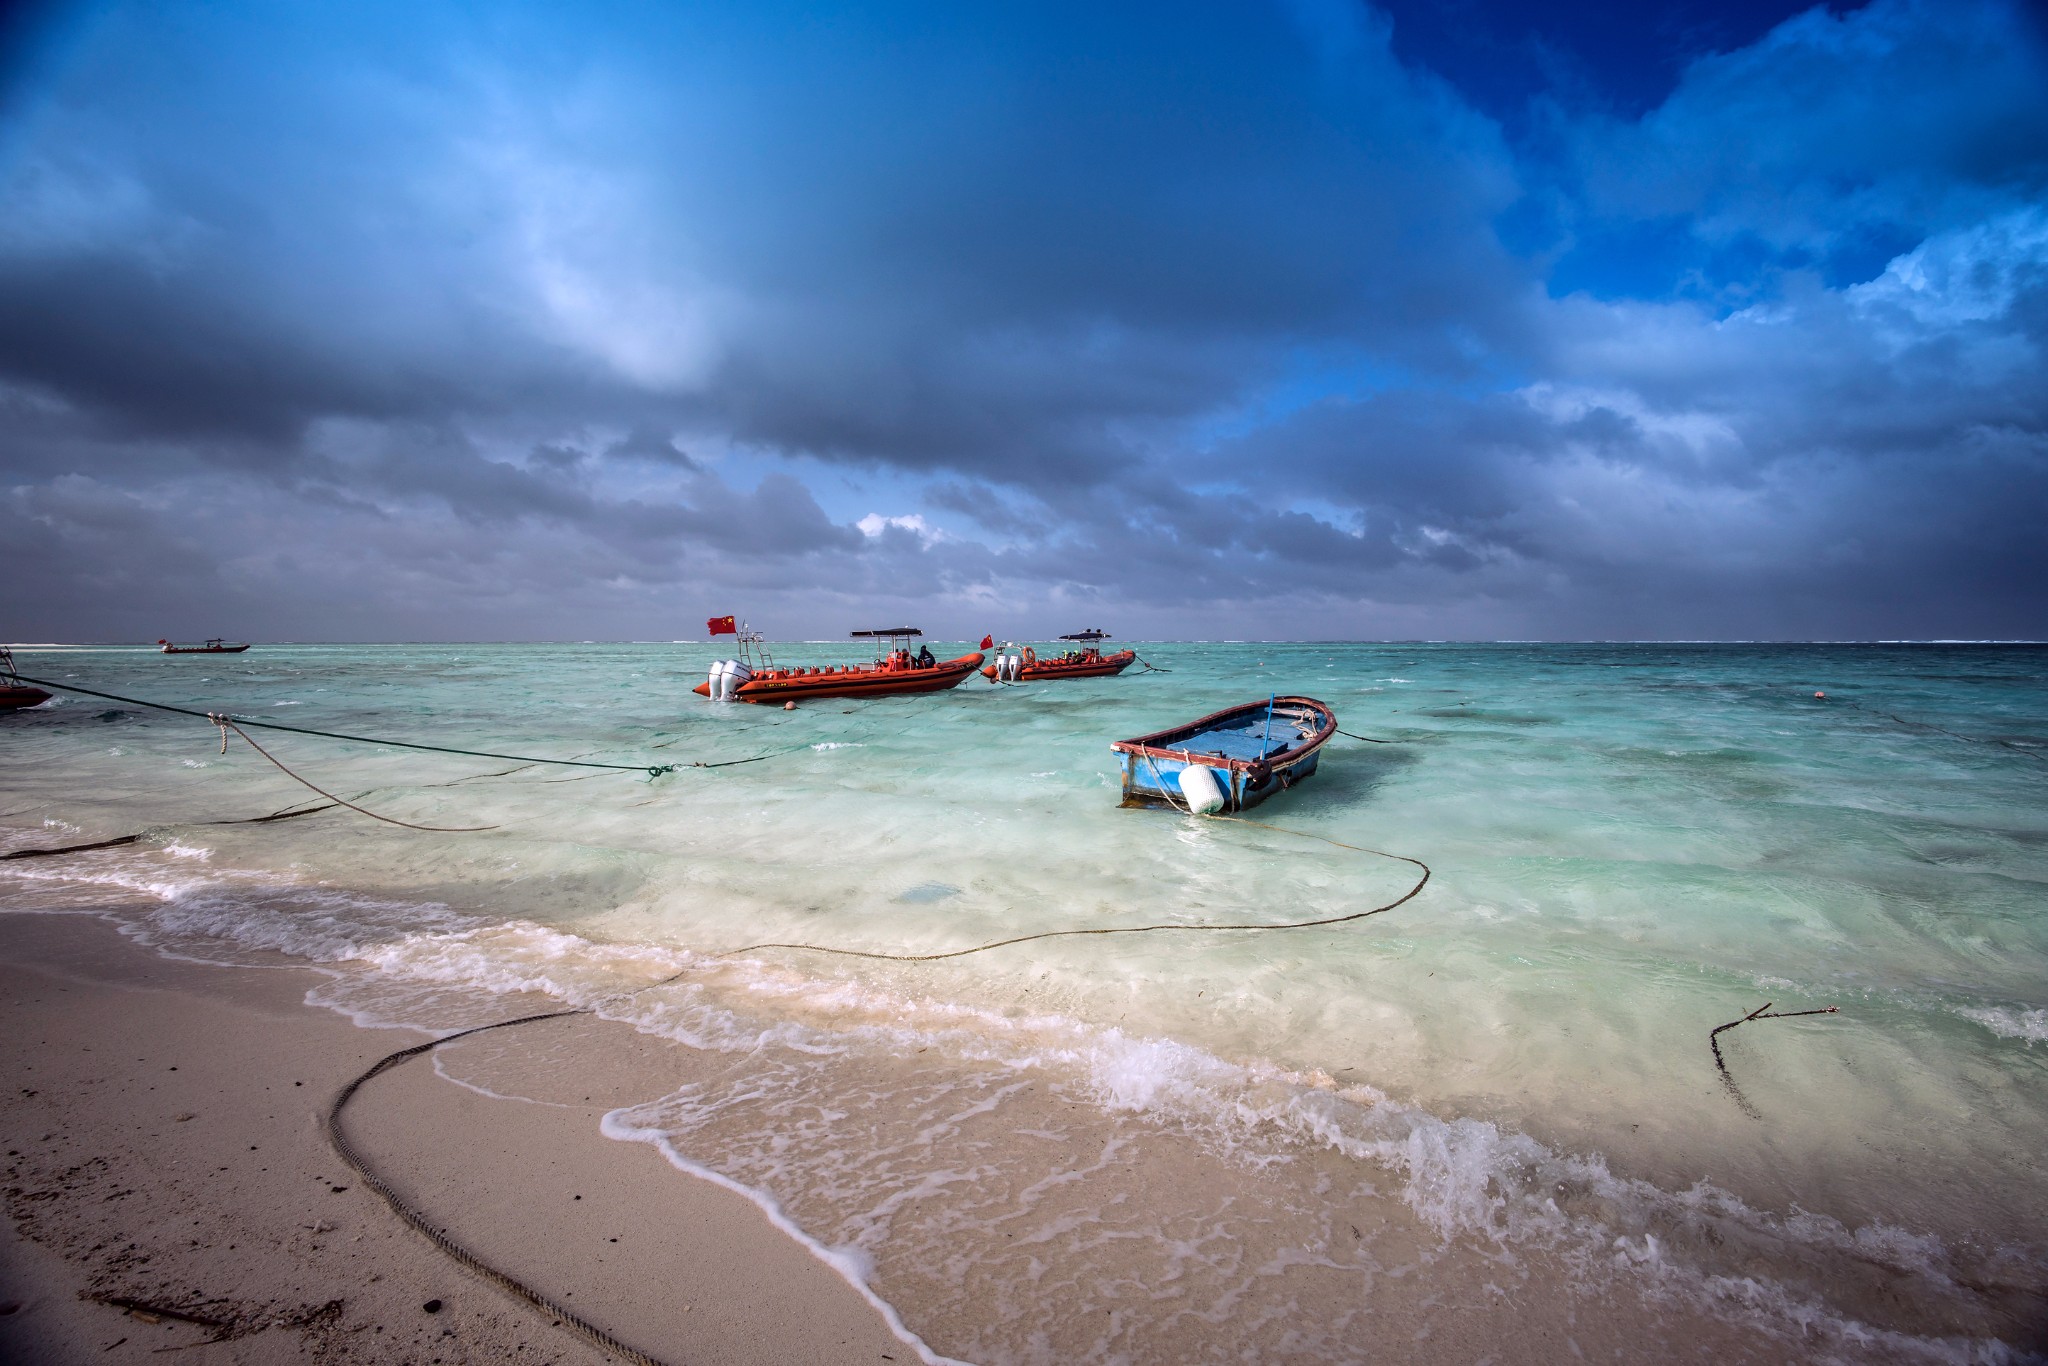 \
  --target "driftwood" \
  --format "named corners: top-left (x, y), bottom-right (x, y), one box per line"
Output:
top-left (1710, 1001), bottom-right (1840, 1117)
